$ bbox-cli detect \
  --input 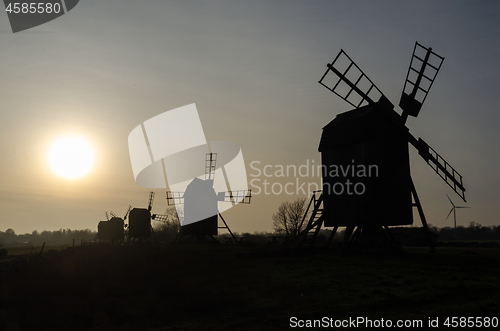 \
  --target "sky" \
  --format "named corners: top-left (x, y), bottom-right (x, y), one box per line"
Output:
top-left (0, 0), bottom-right (499, 235)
